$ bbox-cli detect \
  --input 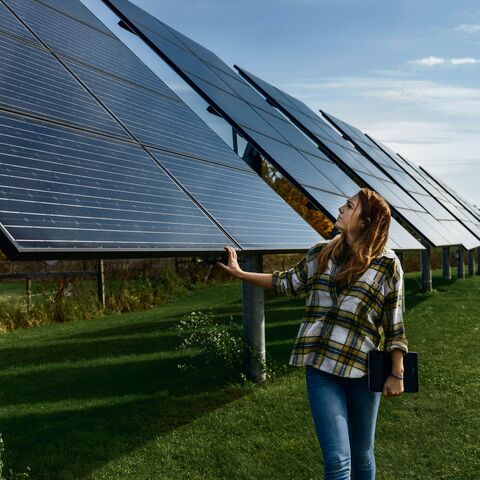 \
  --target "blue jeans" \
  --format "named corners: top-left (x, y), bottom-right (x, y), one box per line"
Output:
top-left (306, 365), bottom-right (382, 480)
